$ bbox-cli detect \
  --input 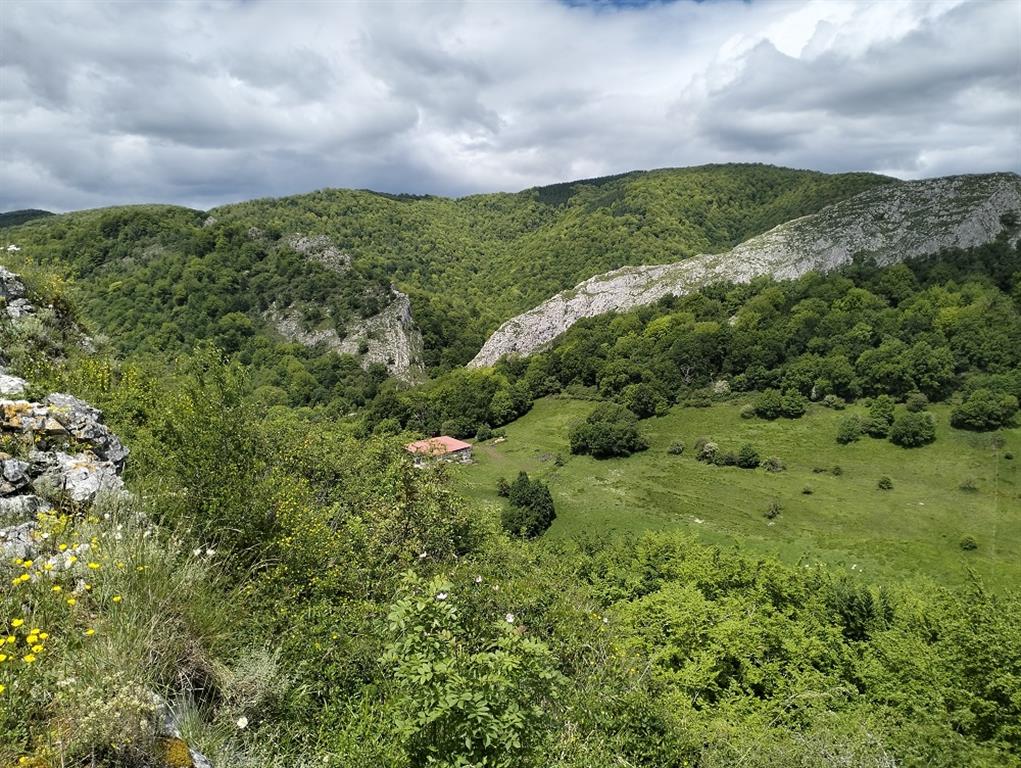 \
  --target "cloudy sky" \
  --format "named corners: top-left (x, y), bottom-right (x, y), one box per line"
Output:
top-left (1, 0), bottom-right (1019, 212)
